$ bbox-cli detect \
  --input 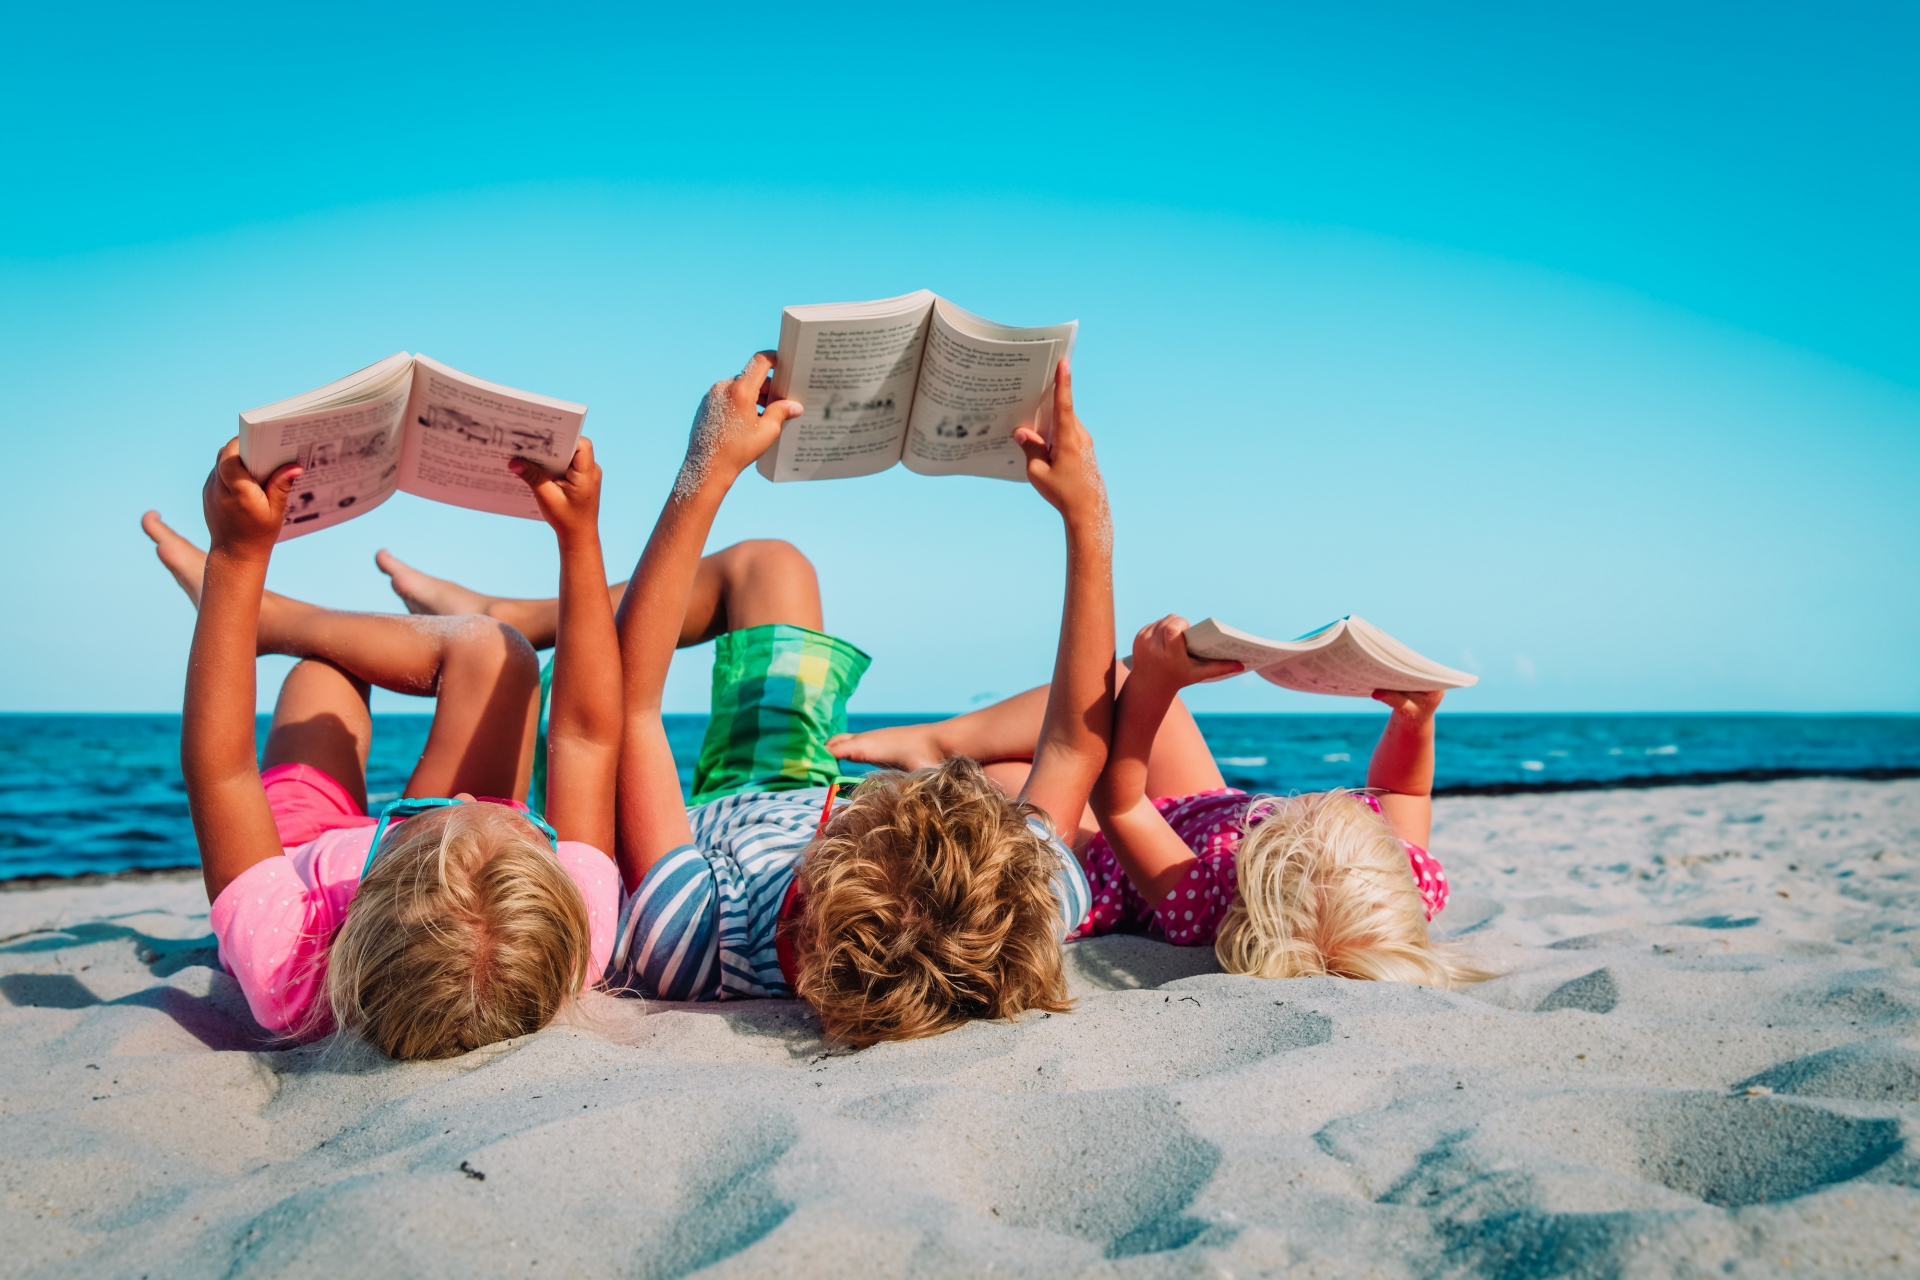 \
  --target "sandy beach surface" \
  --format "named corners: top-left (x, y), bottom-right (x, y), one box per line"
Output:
top-left (4, 777), bottom-right (1917, 1278)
